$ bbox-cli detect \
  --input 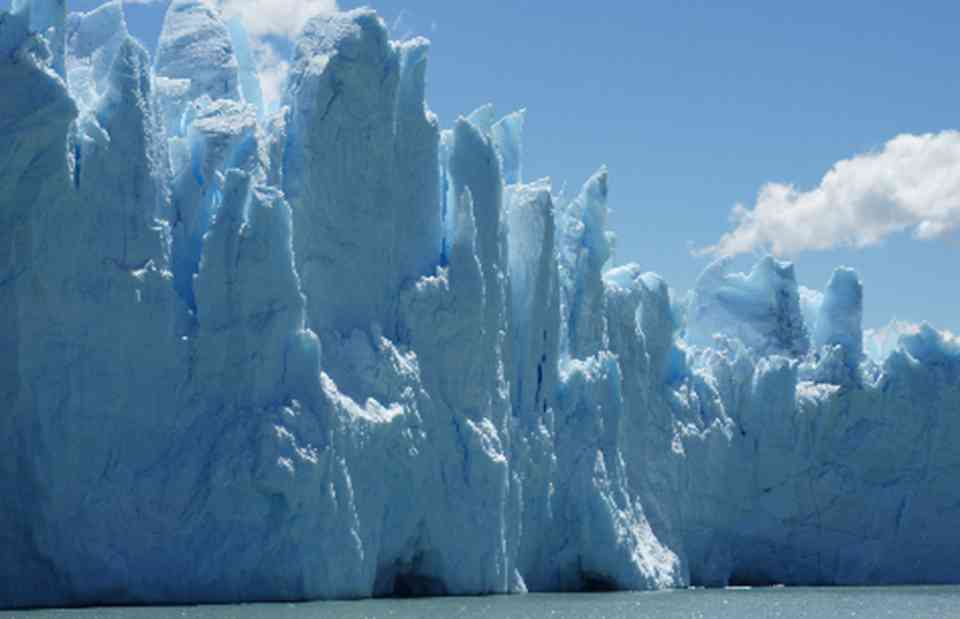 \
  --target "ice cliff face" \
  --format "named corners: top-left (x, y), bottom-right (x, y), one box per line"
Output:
top-left (2, 1), bottom-right (959, 609)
